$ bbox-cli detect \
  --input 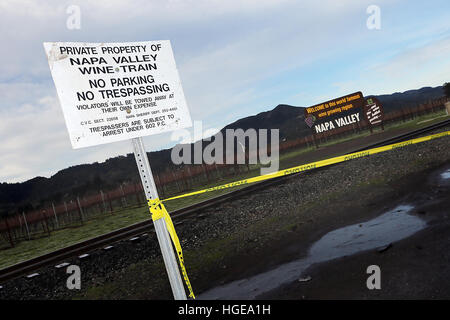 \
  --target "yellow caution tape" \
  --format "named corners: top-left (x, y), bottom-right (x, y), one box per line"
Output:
top-left (147, 198), bottom-right (196, 299)
top-left (162, 130), bottom-right (450, 202)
